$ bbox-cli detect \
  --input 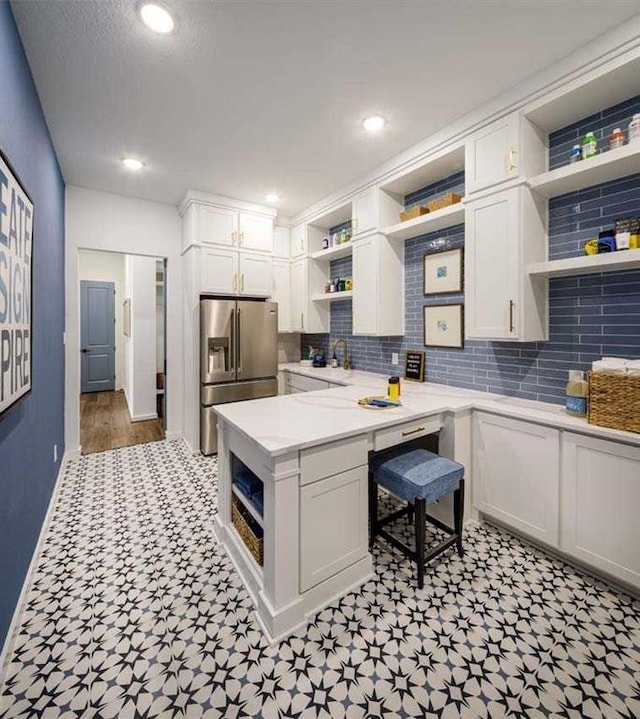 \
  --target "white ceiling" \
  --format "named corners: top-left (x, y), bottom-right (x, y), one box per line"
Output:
top-left (11, 0), bottom-right (640, 217)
